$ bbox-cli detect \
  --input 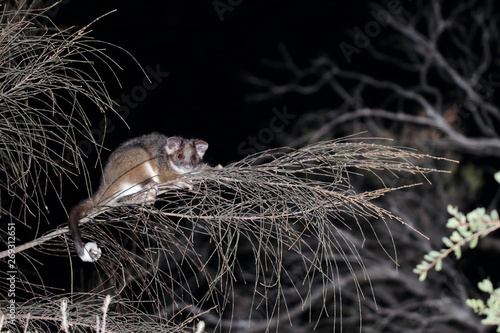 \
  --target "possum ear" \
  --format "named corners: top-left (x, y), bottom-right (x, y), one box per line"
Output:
top-left (195, 140), bottom-right (208, 157)
top-left (165, 137), bottom-right (182, 154)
